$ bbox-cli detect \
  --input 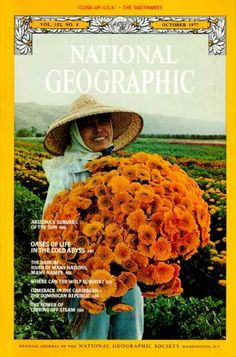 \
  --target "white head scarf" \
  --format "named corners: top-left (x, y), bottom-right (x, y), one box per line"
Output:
top-left (65, 120), bottom-right (102, 160)
top-left (43, 119), bottom-right (114, 183)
